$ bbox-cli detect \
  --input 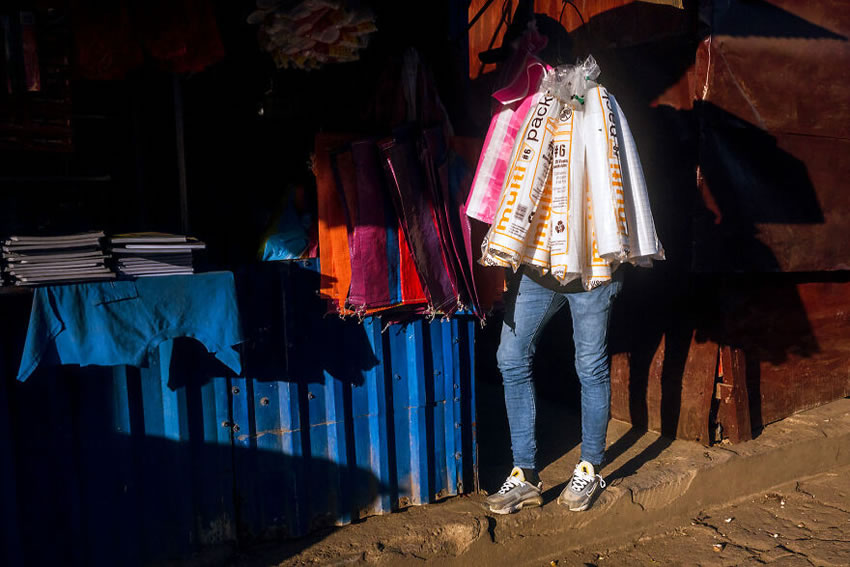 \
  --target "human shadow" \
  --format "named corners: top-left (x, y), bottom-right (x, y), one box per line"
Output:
top-left (1, 361), bottom-right (391, 567)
